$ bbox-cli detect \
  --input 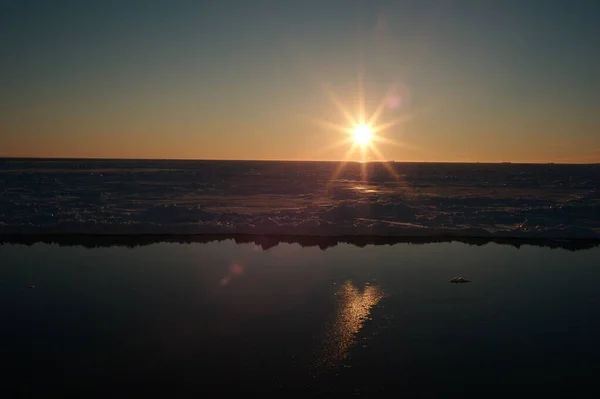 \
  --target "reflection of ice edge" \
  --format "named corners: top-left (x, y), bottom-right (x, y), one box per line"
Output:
top-left (3, 234), bottom-right (599, 252)
top-left (314, 281), bottom-right (384, 375)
